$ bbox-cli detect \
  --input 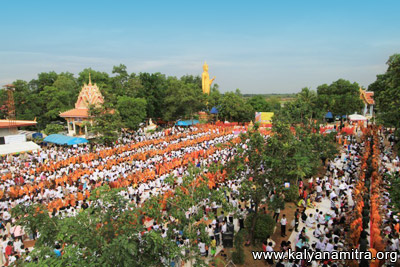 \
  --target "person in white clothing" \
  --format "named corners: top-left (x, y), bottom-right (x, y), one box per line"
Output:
top-left (280, 214), bottom-right (287, 237)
